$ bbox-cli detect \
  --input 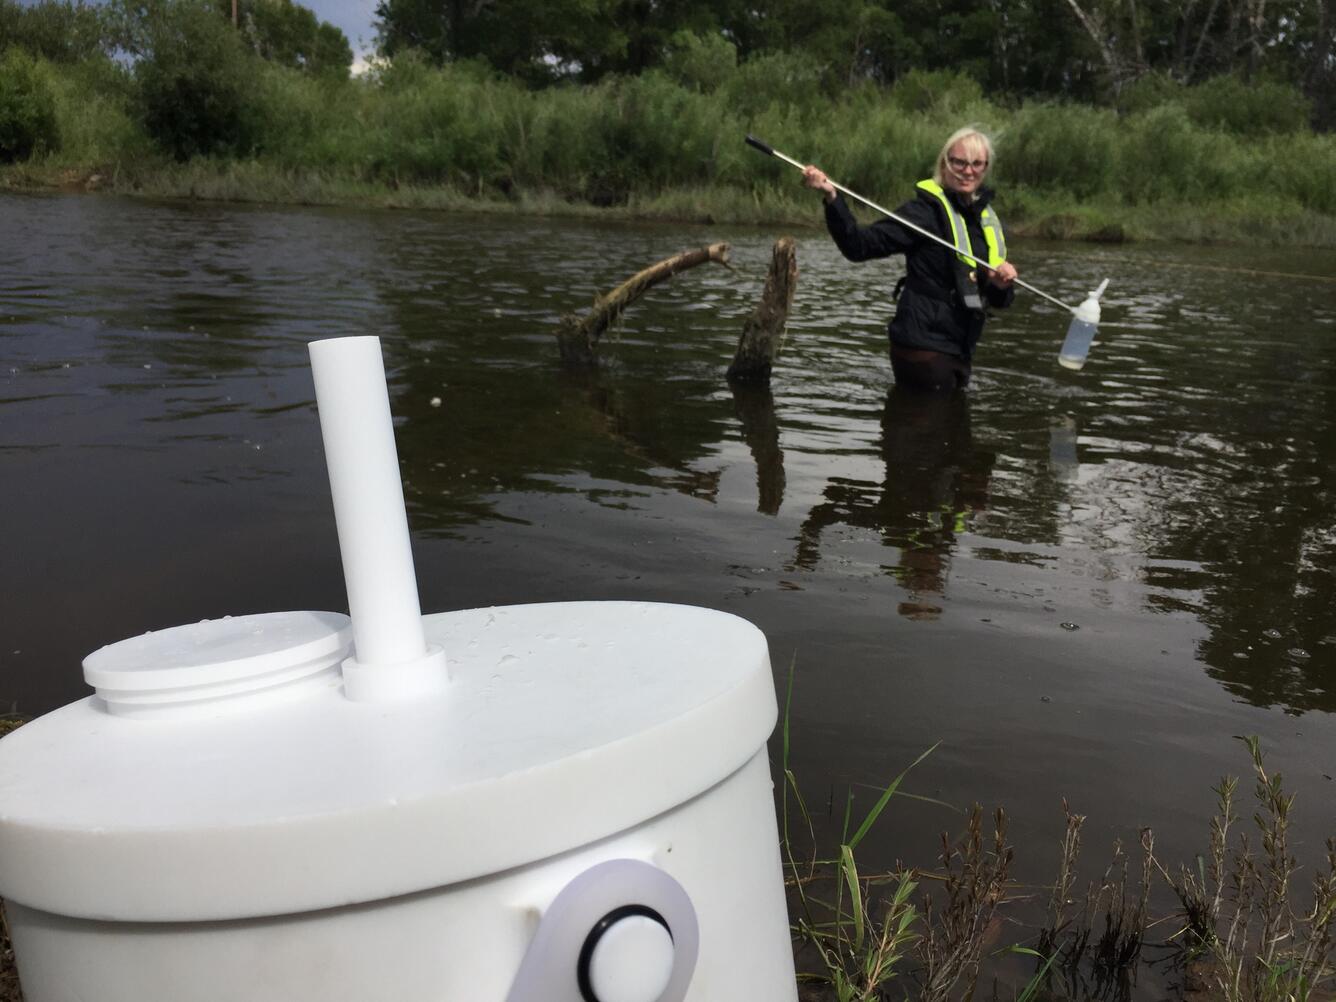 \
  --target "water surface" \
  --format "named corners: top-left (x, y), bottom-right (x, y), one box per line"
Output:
top-left (3, 192), bottom-right (1335, 995)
